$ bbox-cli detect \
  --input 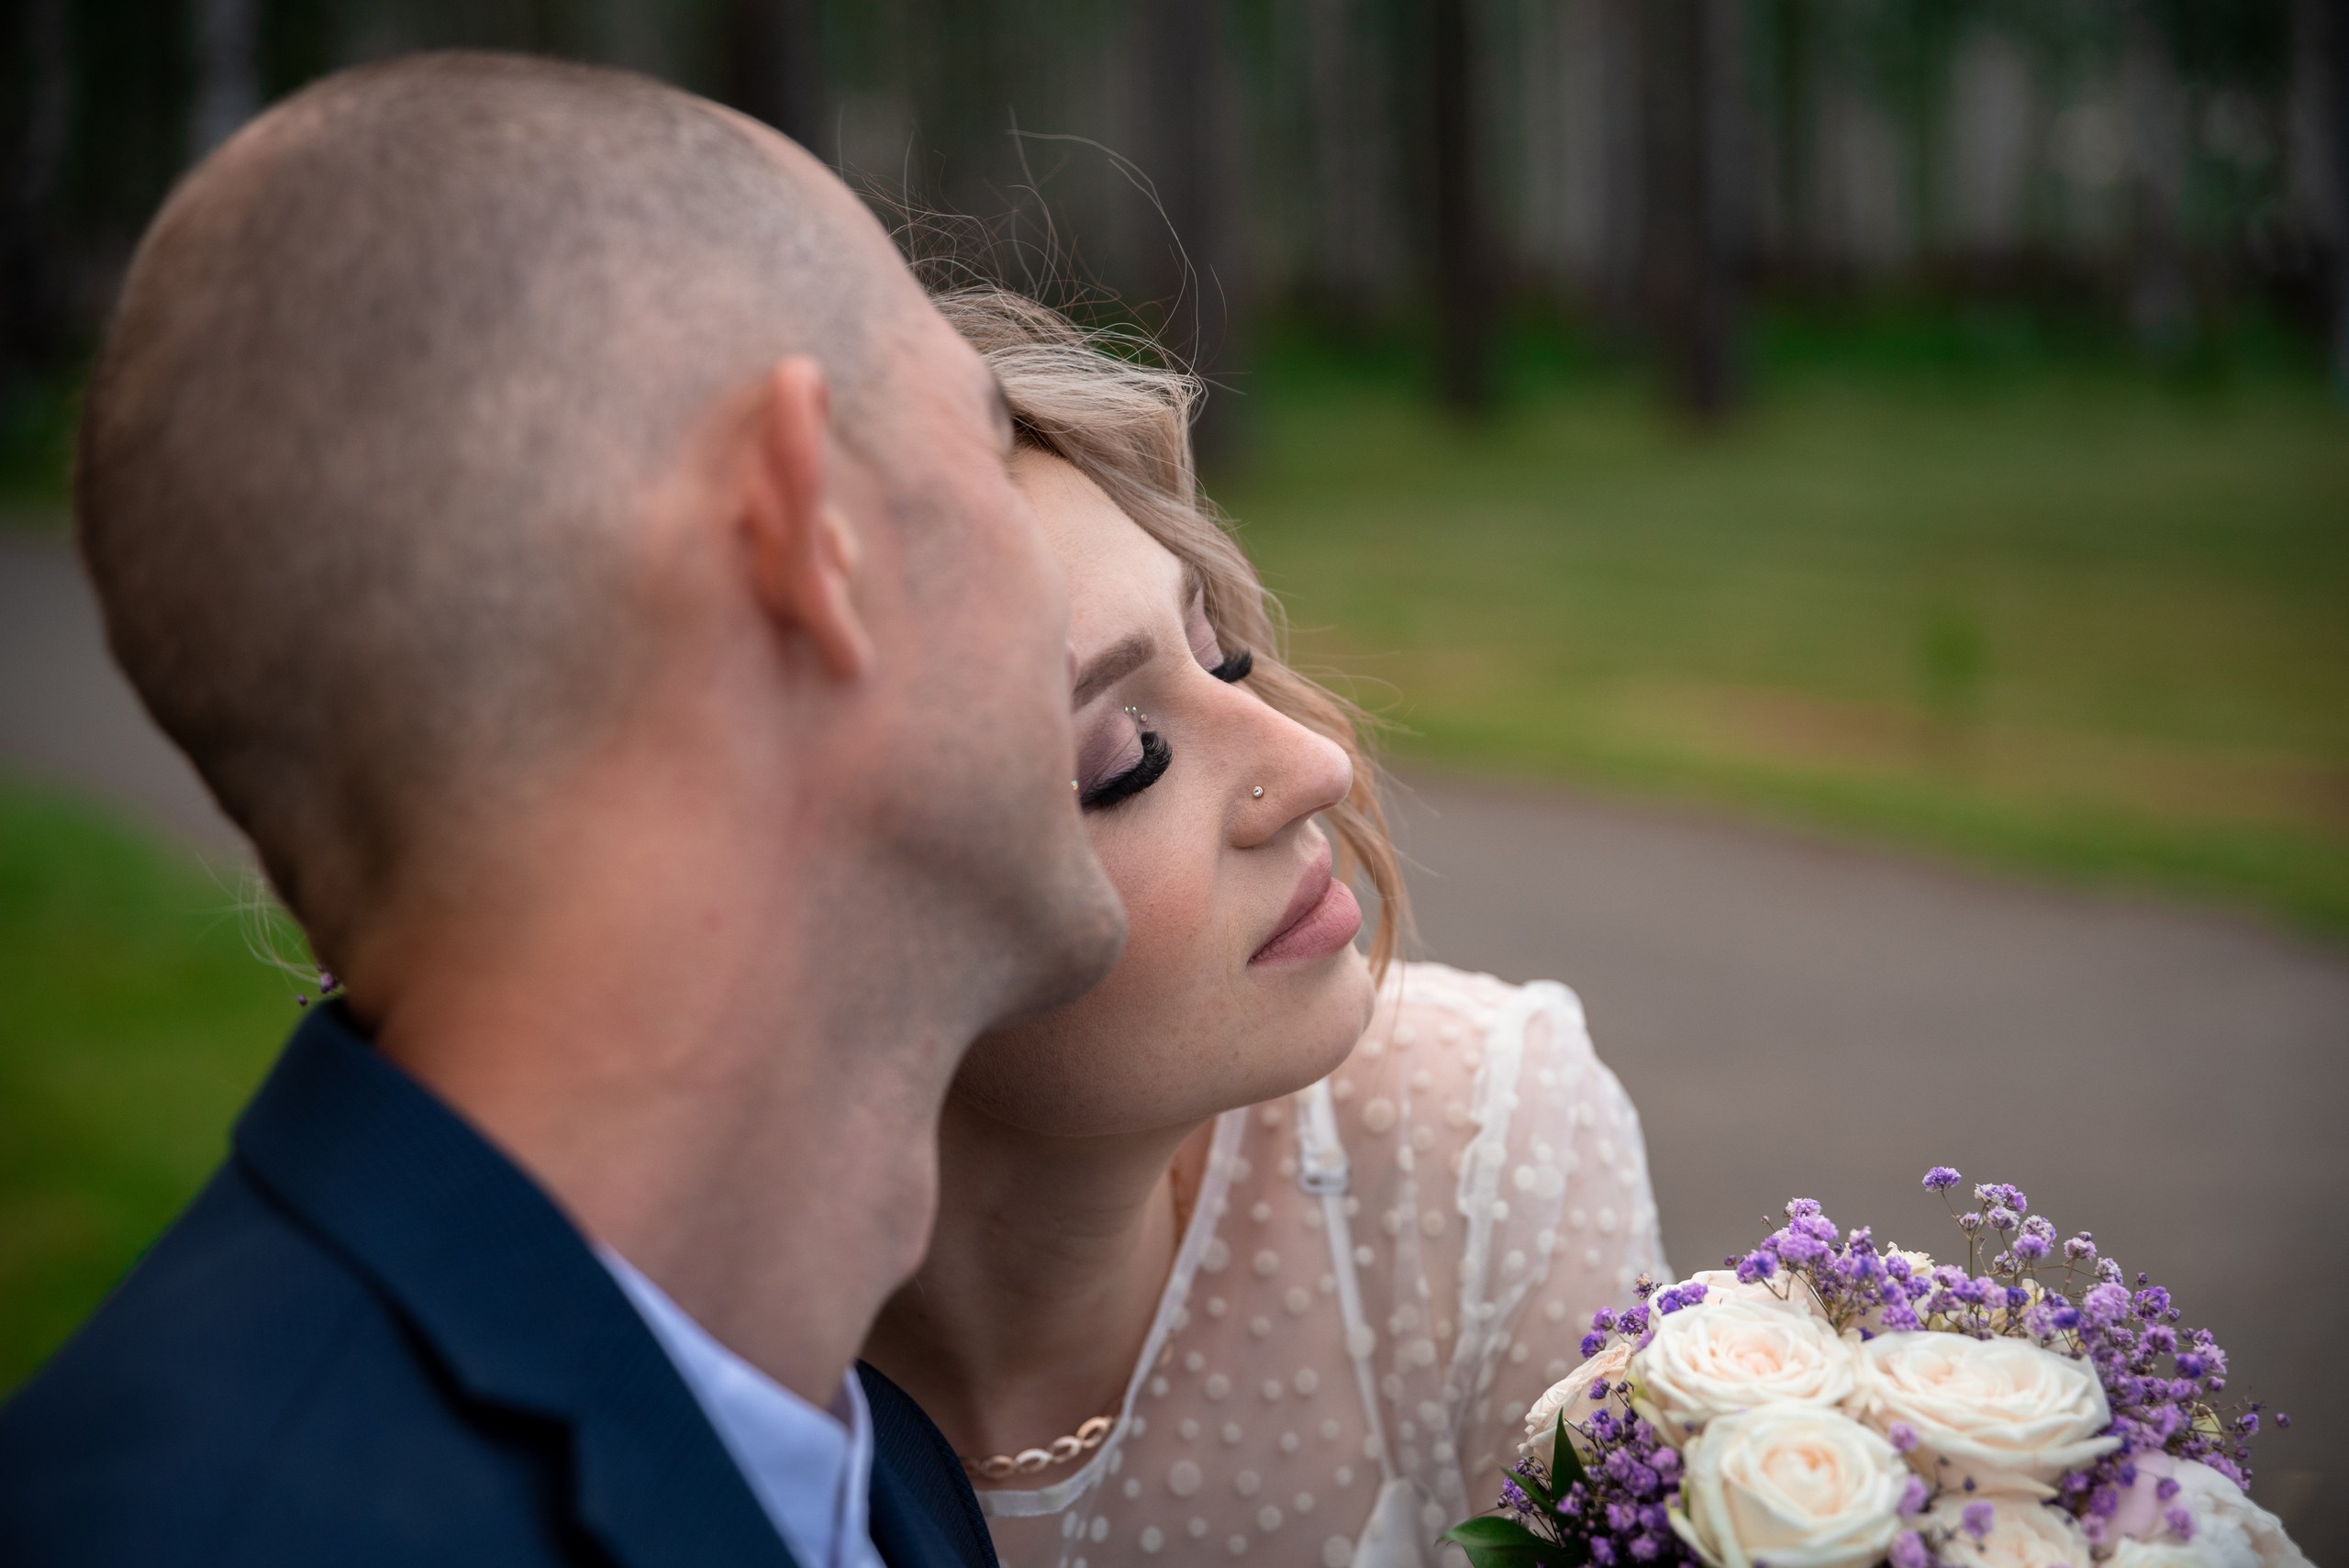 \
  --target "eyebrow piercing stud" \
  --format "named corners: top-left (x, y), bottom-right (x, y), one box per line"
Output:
top-left (1252, 786), bottom-right (1264, 798)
